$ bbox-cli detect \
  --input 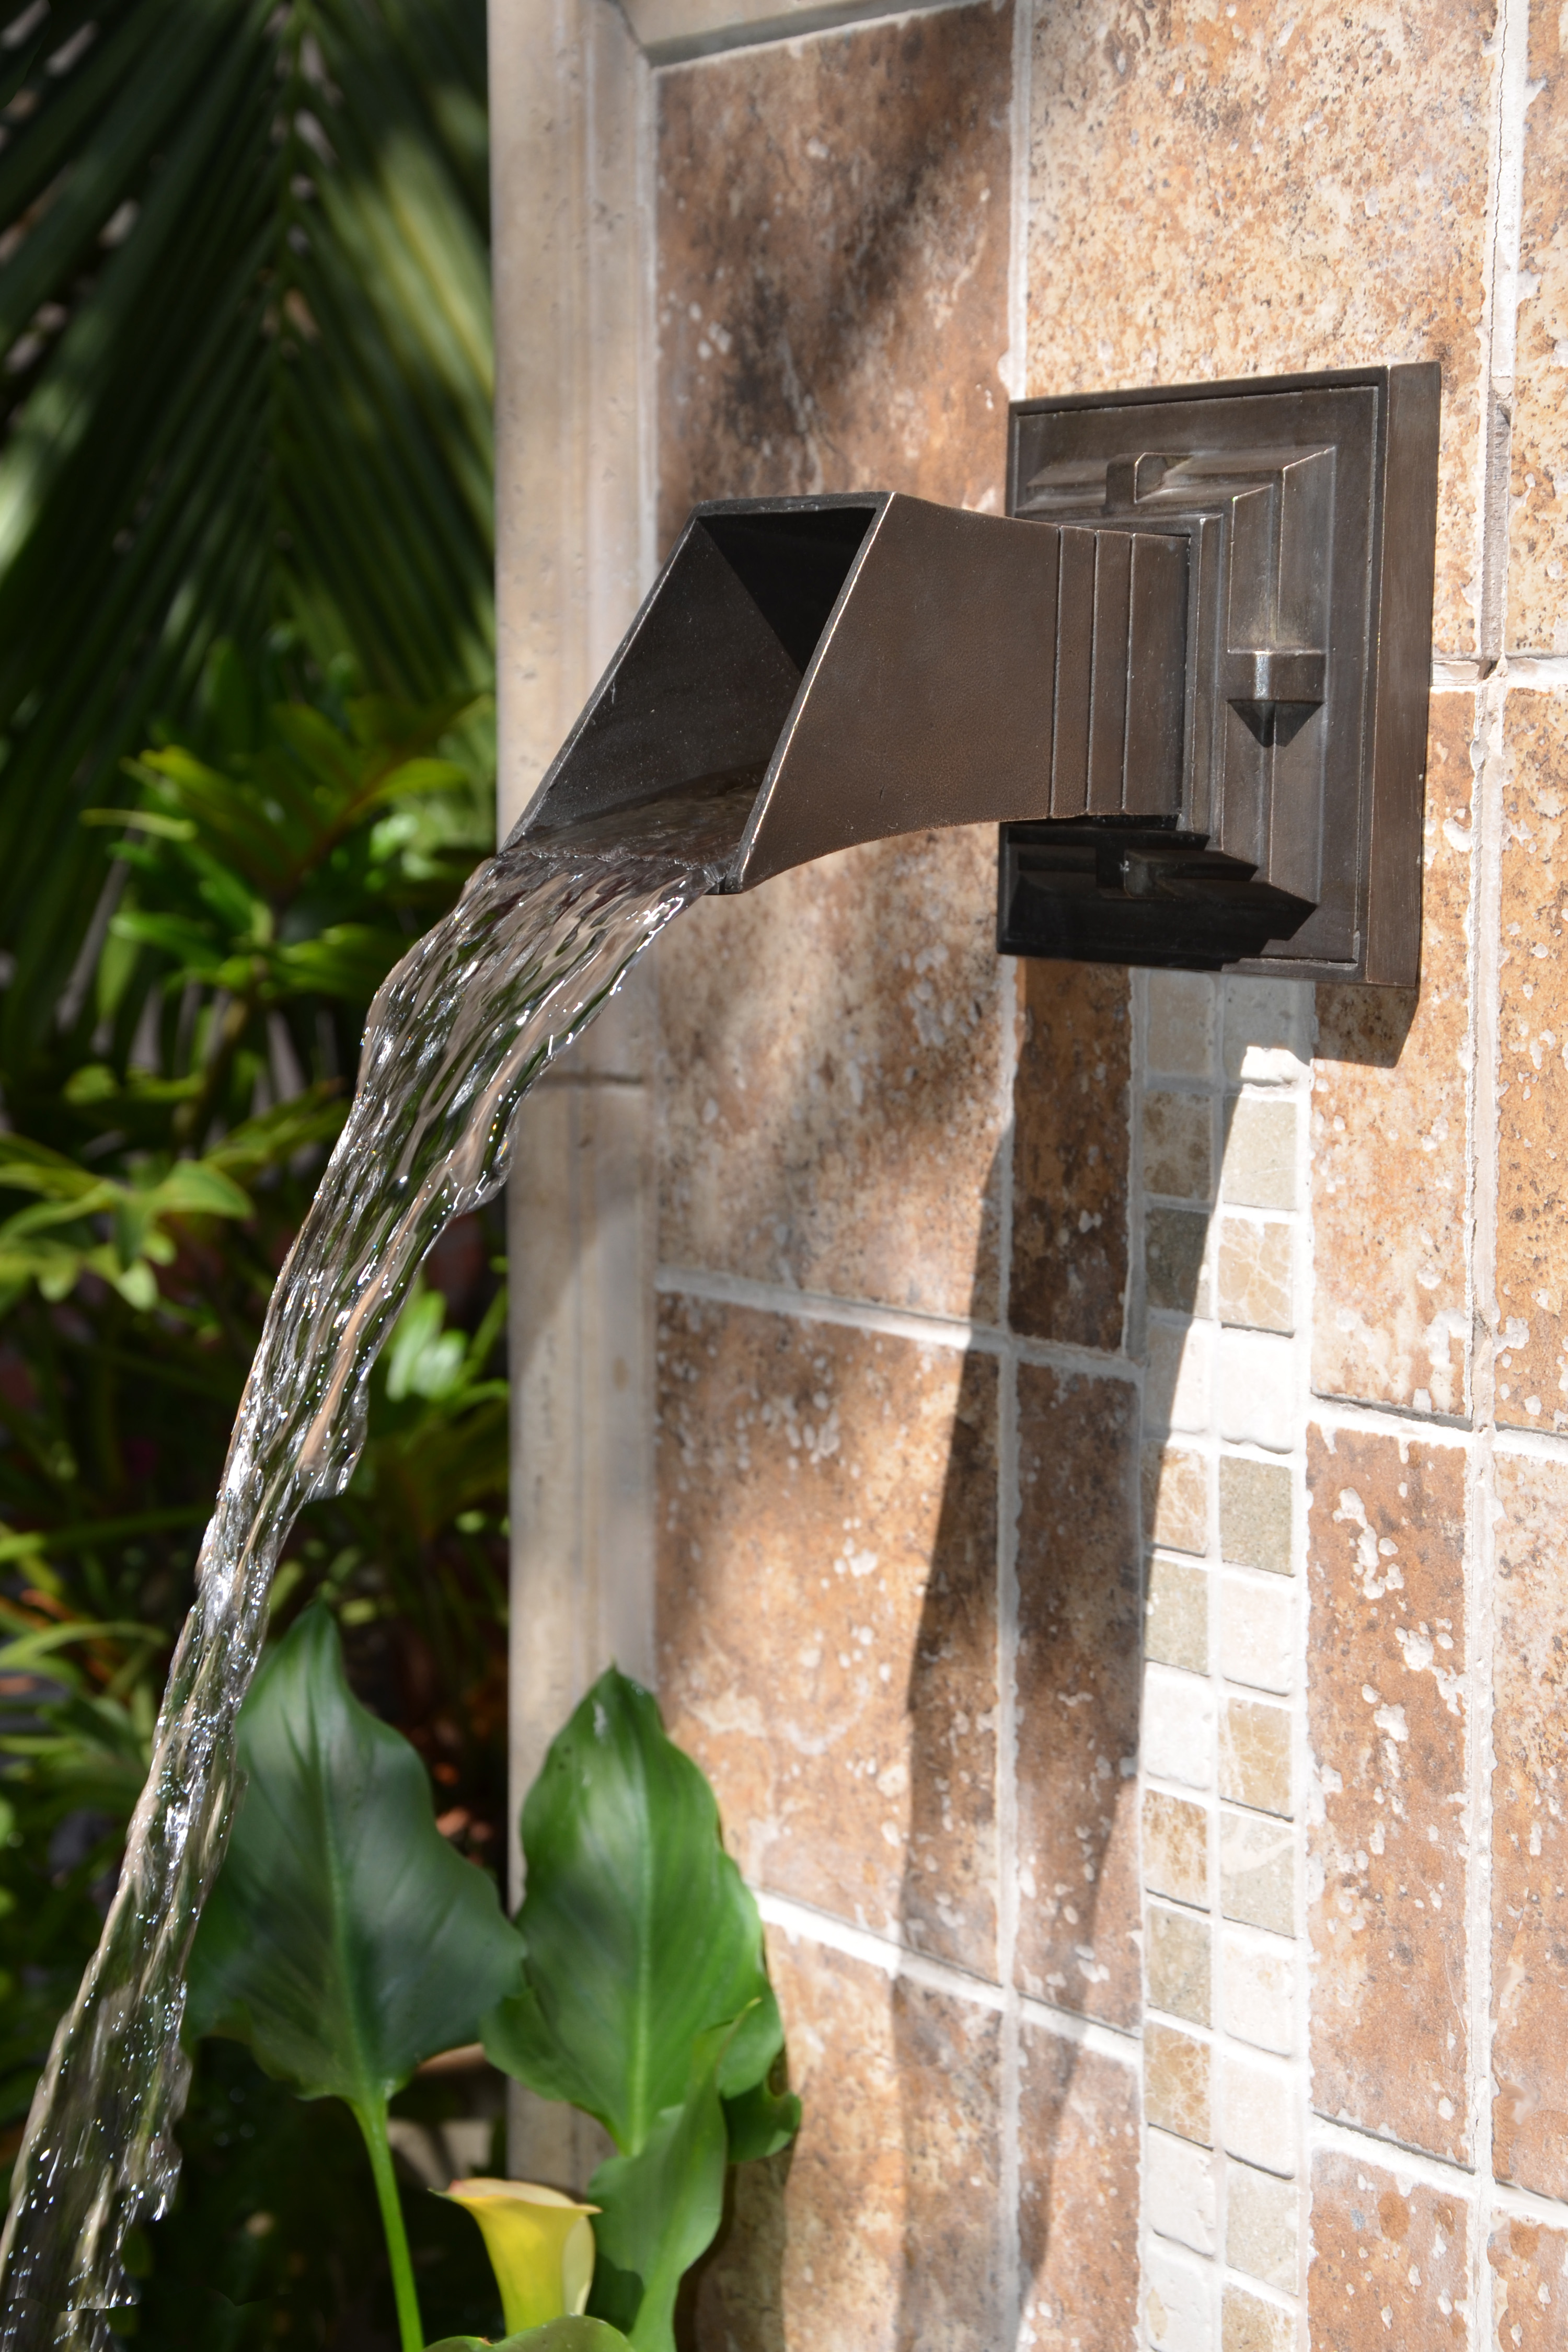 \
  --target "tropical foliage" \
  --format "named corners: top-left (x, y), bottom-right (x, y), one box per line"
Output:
top-left (0, 0), bottom-right (500, 2326)
top-left (186, 1630), bottom-right (797, 2350)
